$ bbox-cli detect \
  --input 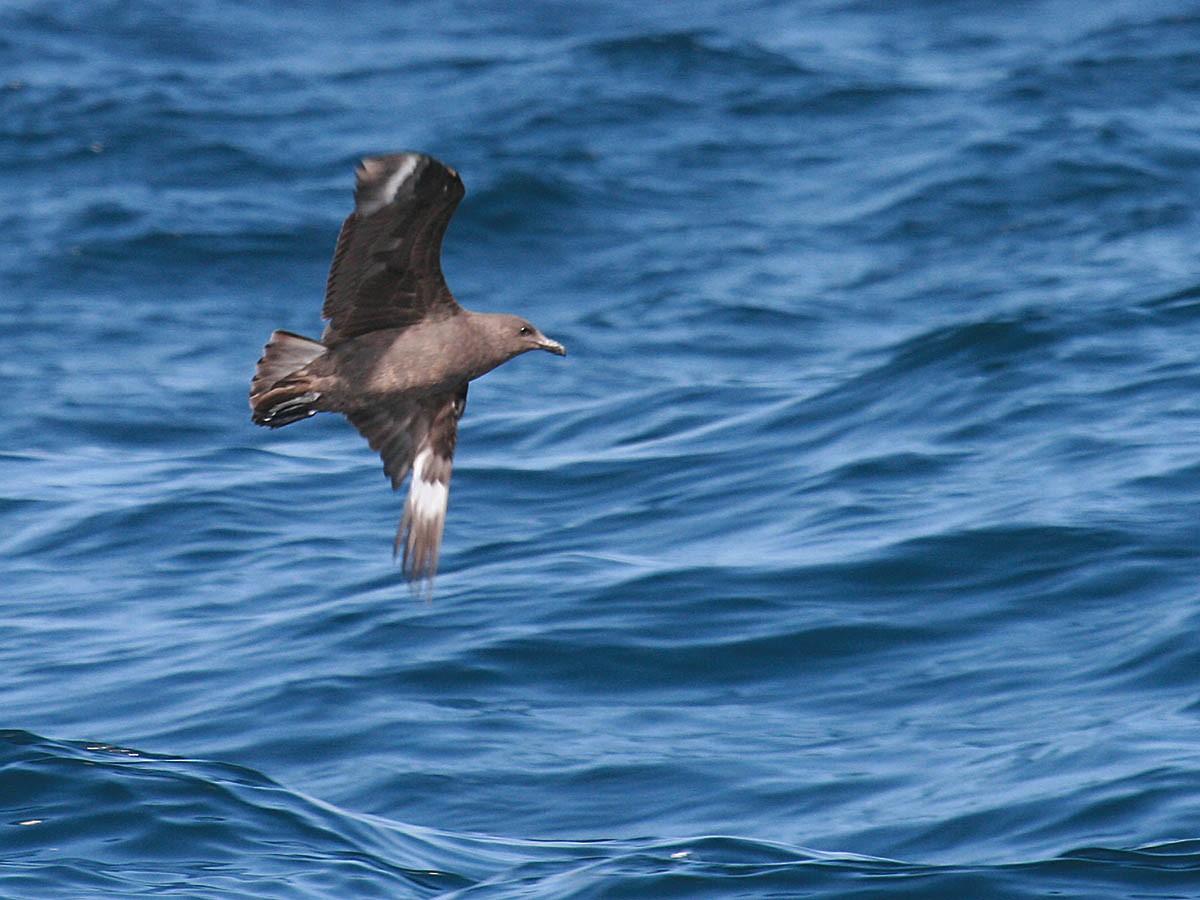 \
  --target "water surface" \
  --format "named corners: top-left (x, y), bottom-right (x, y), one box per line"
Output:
top-left (3, 1), bottom-right (1200, 896)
